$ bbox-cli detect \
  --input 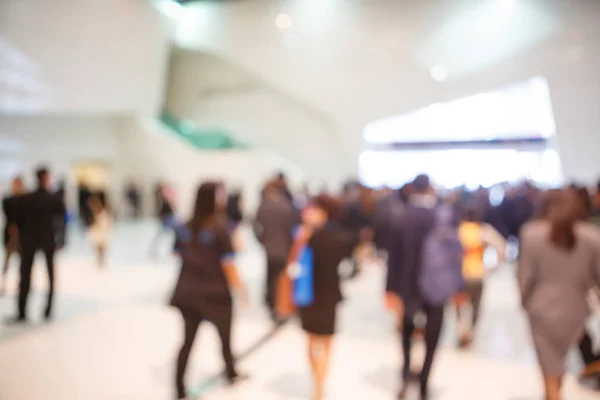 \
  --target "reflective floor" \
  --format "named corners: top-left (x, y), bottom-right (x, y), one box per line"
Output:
top-left (0, 221), bottom-right (598, 400)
